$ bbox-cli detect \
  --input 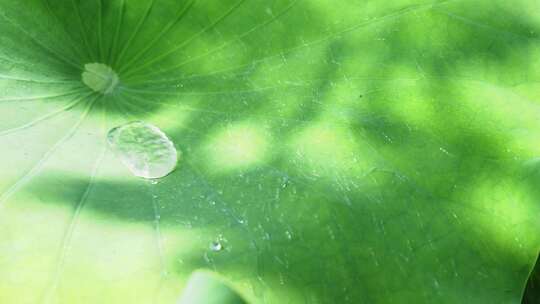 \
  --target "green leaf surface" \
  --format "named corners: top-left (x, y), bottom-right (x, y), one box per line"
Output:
top-left (0, 0), bottom-right (539, 303)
